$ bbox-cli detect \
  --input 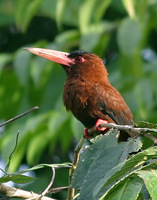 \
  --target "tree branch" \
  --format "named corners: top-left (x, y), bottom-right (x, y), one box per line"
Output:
top-left (88, 122), bottom-right (157, 135)
top-left (88, 122), bottom-right (157, 144)
top-left (0, 106), bottom-right (39, 127)
top-left (67, 135), bottom-right (86, 200)
top-left (101, 123), bottom-right (157, 134)
top-left (40, 167), bottom-right (55, 198)
top-left (48, 186), bottom-right (68, 194)
top-left (0, 184), bottom-right (55, 200)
